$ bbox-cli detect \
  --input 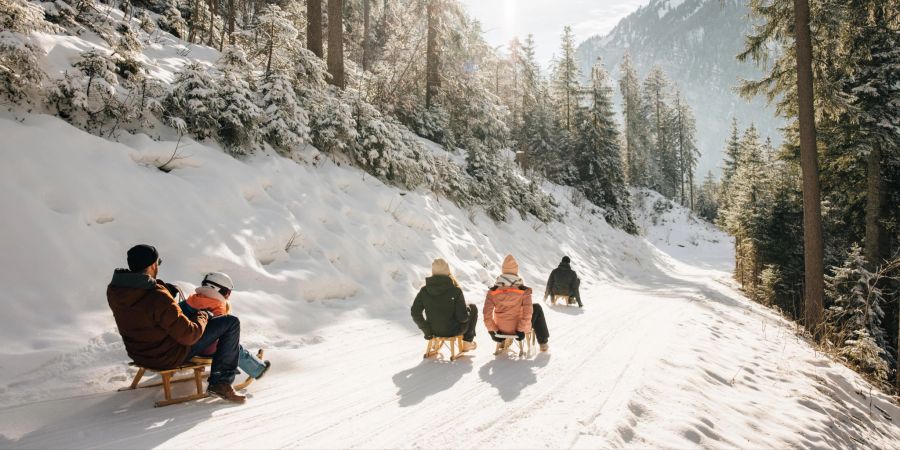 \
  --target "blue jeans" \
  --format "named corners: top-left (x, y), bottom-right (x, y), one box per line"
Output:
top-left (179, 300), bottom-right (266, 379)
top-left (239, 346), bottom-right (267, 378)
top-left (185, 315), bottom-right (241, 385)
